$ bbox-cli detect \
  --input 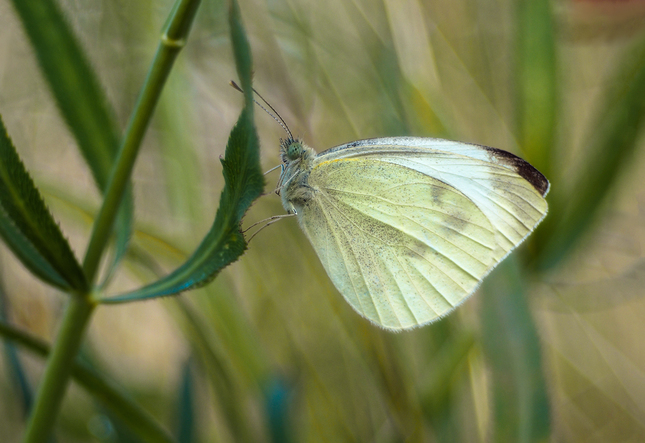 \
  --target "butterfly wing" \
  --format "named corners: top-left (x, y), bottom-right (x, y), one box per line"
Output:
top-left (297, 137), bottom-right (548, 330)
